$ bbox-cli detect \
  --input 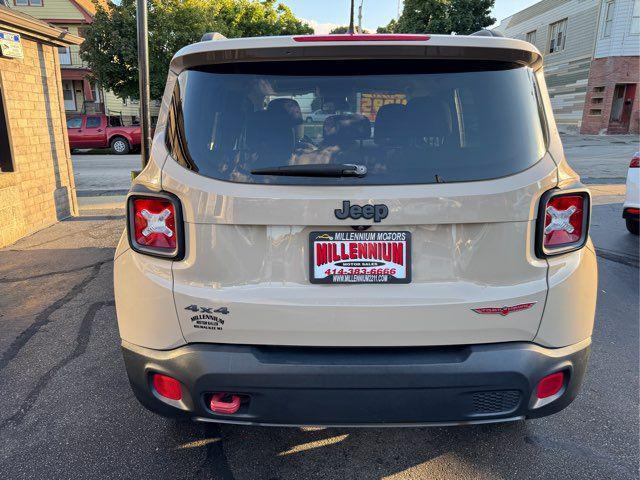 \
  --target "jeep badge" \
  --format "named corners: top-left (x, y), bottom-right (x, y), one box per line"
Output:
top-left (334, 201), bottom-right (389, 223)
